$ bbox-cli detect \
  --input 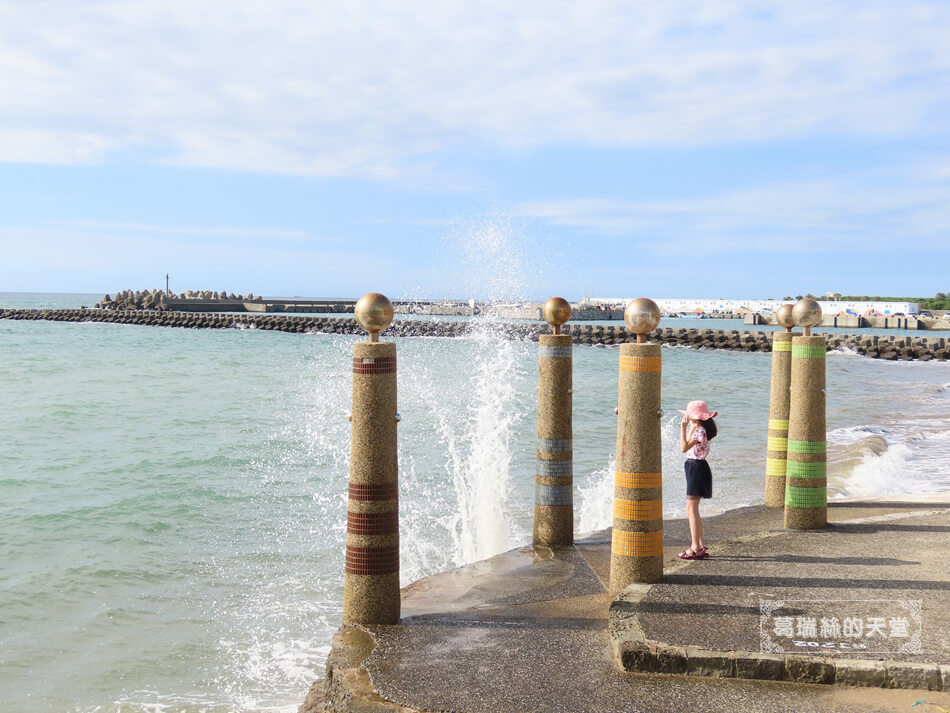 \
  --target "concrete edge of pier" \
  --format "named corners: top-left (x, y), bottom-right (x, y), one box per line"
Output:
top-left (302, 494), bottom-right (950, 713)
